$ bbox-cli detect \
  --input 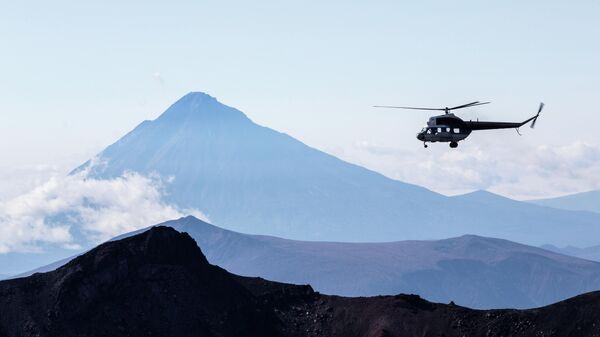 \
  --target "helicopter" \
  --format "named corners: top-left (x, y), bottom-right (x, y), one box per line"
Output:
top-left (374, 101), bottom-right (544, 148)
